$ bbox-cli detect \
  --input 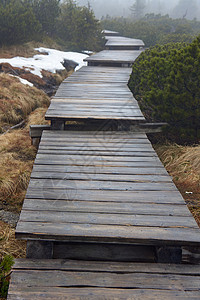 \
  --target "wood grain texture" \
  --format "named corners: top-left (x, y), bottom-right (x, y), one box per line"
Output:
top-left (16, 130), bottom-right (200, 247)
top-left (9, 34), bottom-right (200, 300)
top-left (105, 36), bottom-right (145, 50)
top-left (84, 50), bottom-right (142, 63)
top-left (7, 260), bottom-right (200, 299)
top-left (45, 66), bottom-right (145, 122)
top-left (15, 222), bottom-right (200, 245)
